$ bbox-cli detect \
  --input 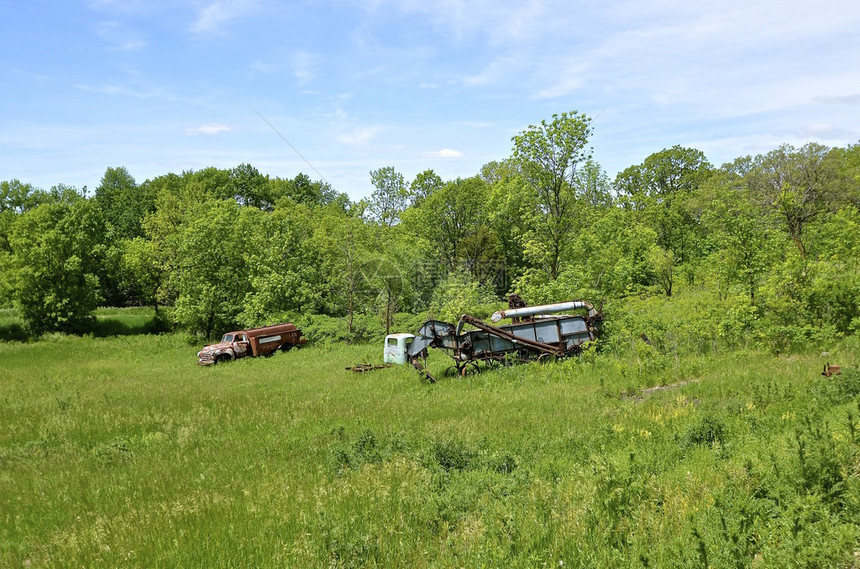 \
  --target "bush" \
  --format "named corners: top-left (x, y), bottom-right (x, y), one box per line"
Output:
top-left (685, 415), bottom-right (726, 448)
